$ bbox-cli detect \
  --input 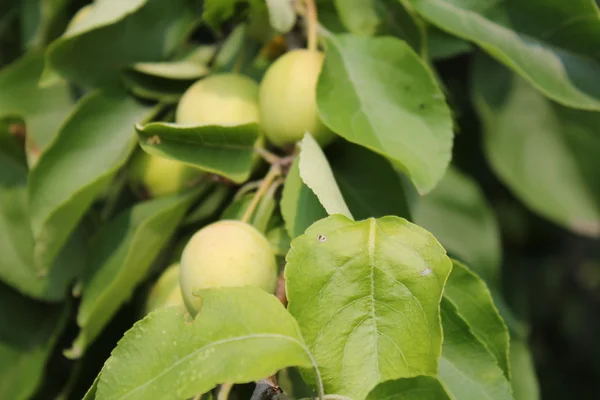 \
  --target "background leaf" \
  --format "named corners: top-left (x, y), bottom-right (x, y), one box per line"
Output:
top-left (327, 140), bottom-right (411, 220)
top-left (0, 153), bottom-right (85, 301)
top-left (509, 338), bottom-right (540, 400)
top-left (286, 215), bottom-right (452, 399)
top-left (444, 260), bottom-right (510, 378)
top-left (298, 133), bottom-right (353, 219)
top-left (136, 122), bottom-right (260, 184)
top-left (413, 166), bottom-right (501, 283)
top-left (317, 34), bottom-right (453, 194)
top-left (68, 191), bottom-right (197, 357)
top-left (410, 0), bottom-right (600, 110)
top-left (439, 299), bottom-right (513, 400)
top-left (0, 283), bottom-right (68, 400)
top-left (280, 157), bottom-right (327, 239)
top-left (28, 91), bottom-right (150, 272)
top-left (366, 376), bottom-right (450, 400)
top-left (0, 50), bottom-right (72, 156)
top-left (96, 288), bottom-right (316, 400)
top-left (43, 0), bottom-right (195, 88)
top-left (472, 54), bottom-right (600, 237)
